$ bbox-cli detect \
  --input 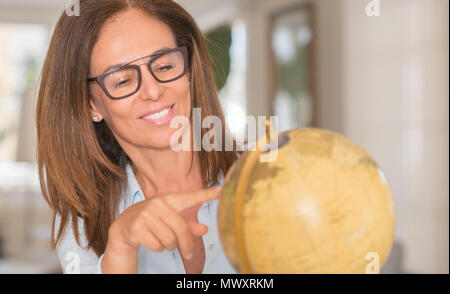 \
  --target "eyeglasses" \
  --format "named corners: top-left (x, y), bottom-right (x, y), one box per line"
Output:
top-left (87, 46), bottom-right (188, 100)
